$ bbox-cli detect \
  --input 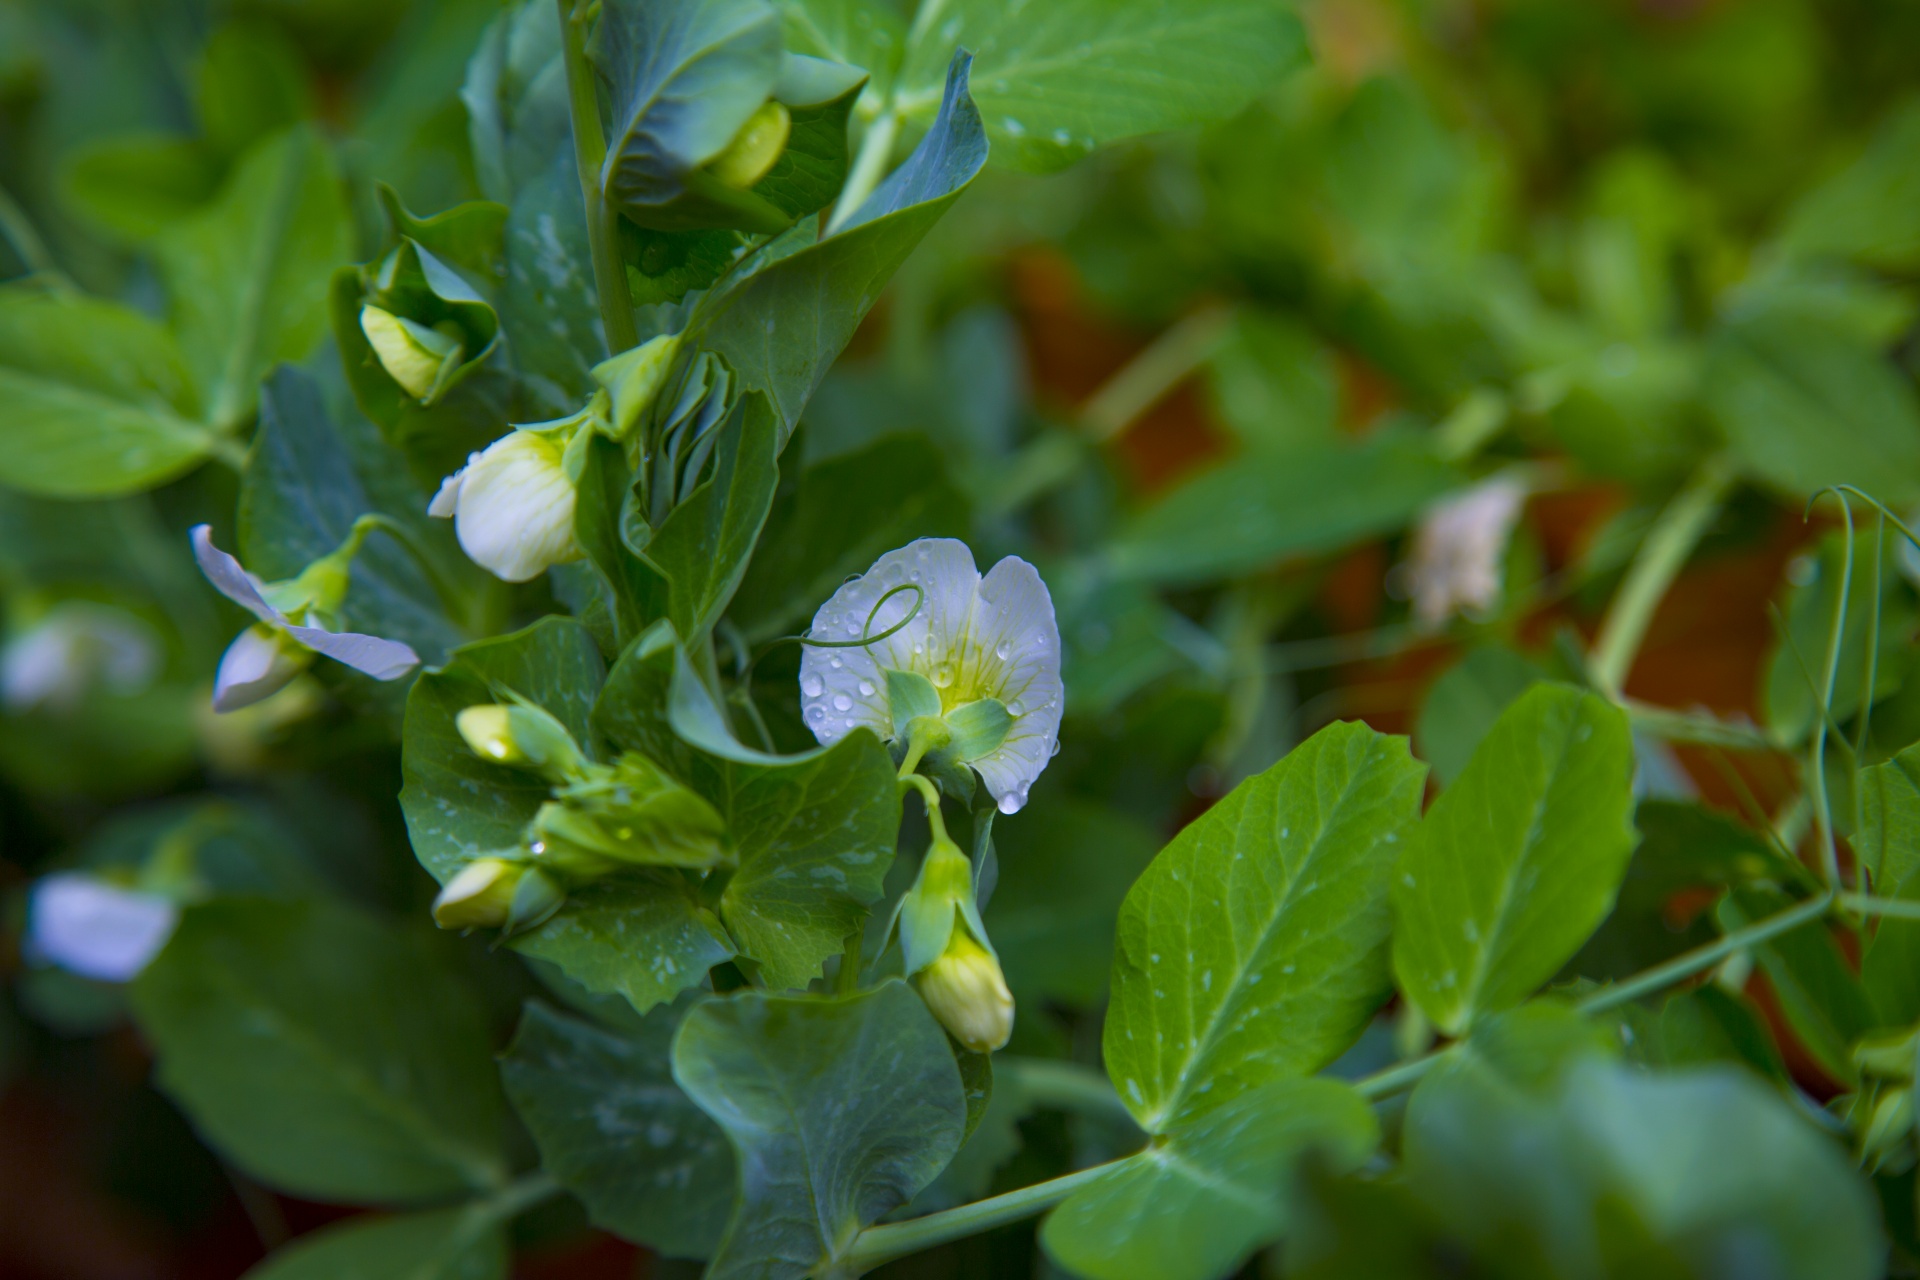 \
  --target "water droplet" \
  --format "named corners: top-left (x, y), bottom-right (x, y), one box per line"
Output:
top-left (858, 680), bottom-right (875, 696)
top-left (807, 706), bottom-right (825, 722)
top-left (829, 656), bottom-right (843, 669)
top-left (930, 663), bottom-right (954, 688)
top-left (995, 642), bottom-right (1011, 659)
top-left (845, 622), bottom-right (860, 636)
top-left (998, 791), bottom-right (1023, 814)
top-left (912, 643), bottom-right (923, 655)
top-left (833, 695), bottom-right (852, 712)
top-left (1007, 700), bottom-right (1024, 716)
top-left (802, 674), bottom-right (824, 697)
